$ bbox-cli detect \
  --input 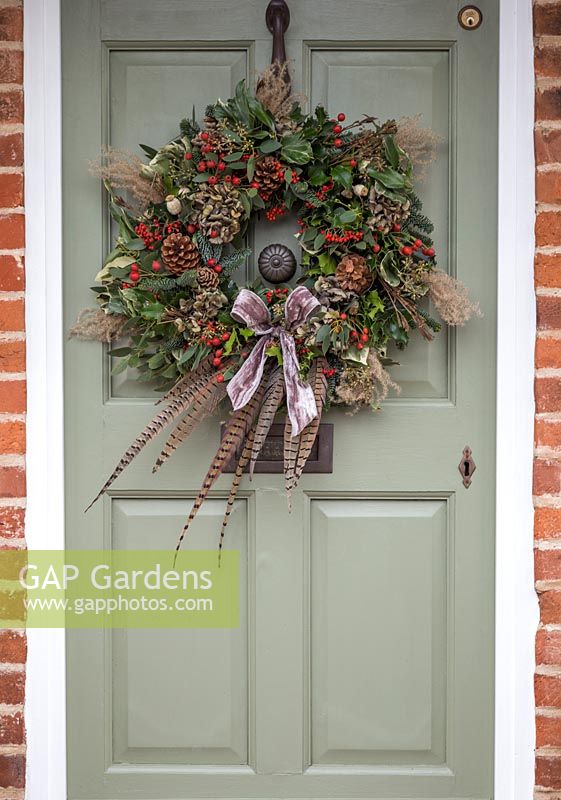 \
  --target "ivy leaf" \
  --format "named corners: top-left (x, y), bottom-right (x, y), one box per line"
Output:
top-left (378, 252), bottom-right (400, 286)
top-left (331, 165), bottom-right (353, 190)
top-left (281, 134), bottom-right (313, 164)
top-left (318, 253), bottom-right (337, 275)
top-left (140, 302), bottom-right (165, 320)
top-left (259, 138), bottom-right (282, 154)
